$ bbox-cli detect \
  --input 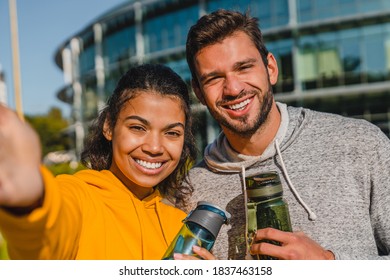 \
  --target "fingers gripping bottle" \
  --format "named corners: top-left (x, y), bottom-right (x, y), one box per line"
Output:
top-left (245, 171), bottom-right (292, 260)
top-left (162, 201), bottom-right (230, 259)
